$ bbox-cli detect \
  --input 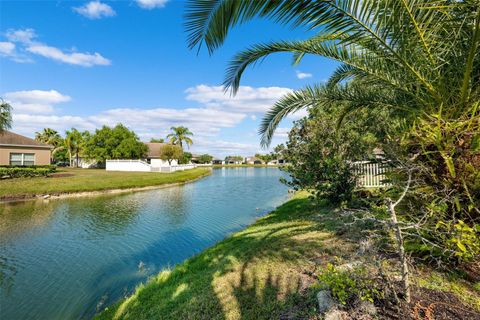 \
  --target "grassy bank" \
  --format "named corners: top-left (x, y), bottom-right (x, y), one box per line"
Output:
top-left (0, 167), bottom-right (211, 201)
top-left (97, 192), bottom-right (479, 320)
